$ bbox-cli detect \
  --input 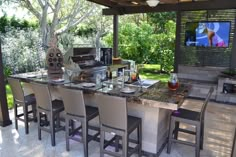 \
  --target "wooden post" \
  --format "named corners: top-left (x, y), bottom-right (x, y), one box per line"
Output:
top-left (0, 40), bottom-right (12, 127)
top-left (174, 11), bottom-right (182, 72)
top-left (113, 15), bottom-right (119, 58)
